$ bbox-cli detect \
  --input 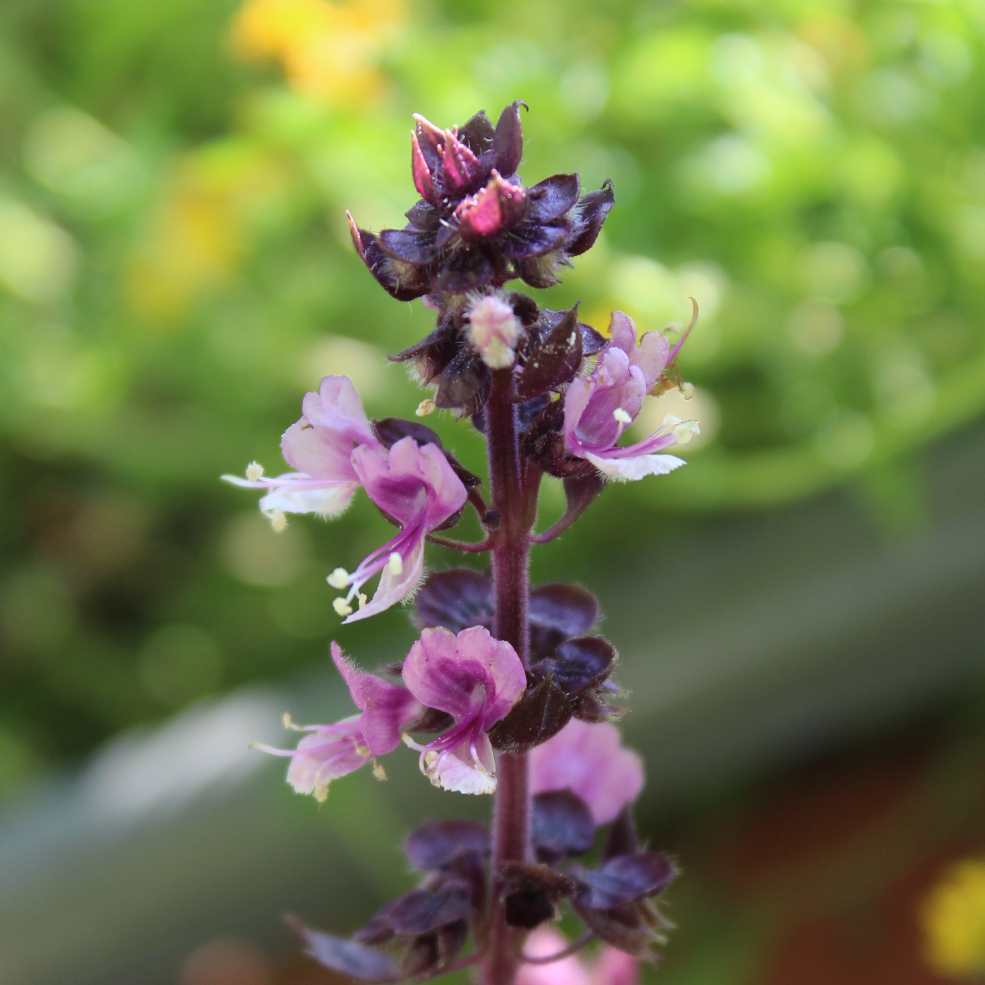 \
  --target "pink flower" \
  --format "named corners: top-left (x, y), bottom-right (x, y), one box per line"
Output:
top-left (563, 312), bottom-right (699, 481)
top-left (402, 626), bottom-right (526, 795)
top-left (327, 437), bottom-right (468, 623)
top-left (530, 719), bottom-right (644, 825)
top-left (517, 929), bottom-right (639, 985)
top-left (257, 642), bottom-right (420, 802)
top-left (223, 375), bottom-right (380, 528)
